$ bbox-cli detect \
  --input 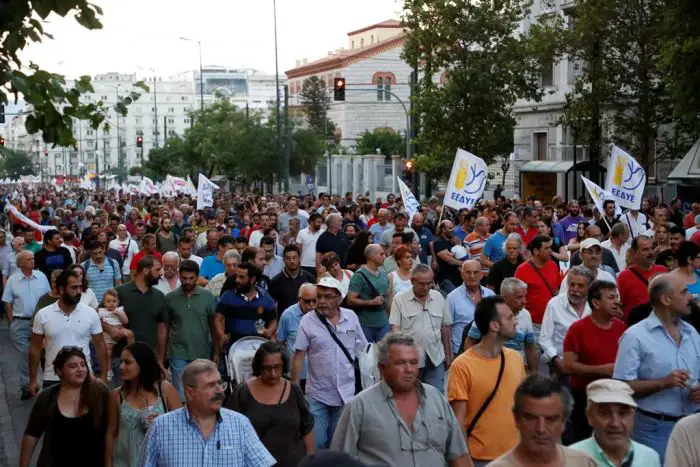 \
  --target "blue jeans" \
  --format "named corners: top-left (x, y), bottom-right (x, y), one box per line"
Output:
top-left (170, 358), bottom-right (191, 401)
top-left (307, 396), bottom-right (344, 449)
top-left (9, 319), bottom-right (32, 391)
top-left (361, 323), bottom-right (391, 343)
top-left (419, 358), bottom-right (445, 392)
top-left (633, 410), bottom-right (677, 462)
